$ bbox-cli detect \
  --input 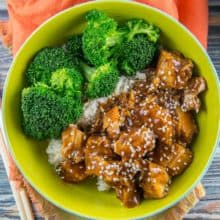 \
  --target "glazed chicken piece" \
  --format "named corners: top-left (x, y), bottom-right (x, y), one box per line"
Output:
top-left (85, 135), bottom-right (115, 176)
top-left (94, 92), bottom-right (135, 137)
top-left (152, 50), bottom-right (193, 90)
top-left (85, 134), bottom-right (142, 208)
top-left (85, 136), bottom-right (128, 185)
top-left (108, 90), bottom-right (136, 110)
top-left (102, 160), bottom-right (142, 208)
top-left (133, 97), bottom-right (175, 145)
top-left (90, 108), bottom-right (104, 133)
top-left (103, 106), bottom-right (122, 139)
top-left (181, 77), bottom-right (206, 112)
top-left (139, 161), bottom-right (170, 199)
top-left (115, 182), bottom-right (141, 208)
top-left (175, 107), bottom-right (197, 143)
top-left (116, 91), bottom-right (136, 109)
top-left (186, 76), bottom-right (206, 94)
top-left (151, 142), bottom-right (193, 176)
top-left (85, 141), bottom-right (137, 201)
top-left (114, 127), bottom-right (156, 160)
top-left (152, 89), bottom-right (181, 112)
top-left (127, 91), bottom-right (136, 109)
top-left (61, 124), bottom-right (86, 163)
top-left (132, 80), bottom-right (151, 102)
top-left (103, 165), bottom-right (141, 208)
top-left (104, 159), bottom-right (144, 185)
top-left (91, 95), bottom-right (128, 135)
top-left (57, 159), bottom-right (87, 183)
top-left (131, 69), bottom-right (157, 96)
